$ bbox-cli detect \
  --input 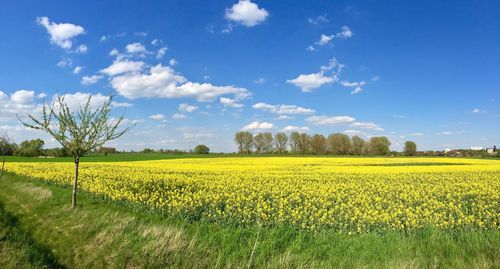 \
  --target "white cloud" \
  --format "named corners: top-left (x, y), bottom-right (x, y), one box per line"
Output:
top-left (73, 66), bottom-right (82, 74)
top-left (471, 108), bottom-right (484, 113)
top-left (156, 47), bottom-right (168, 59)
top-left (343, 129), bottom-right (364, 136)
top-left (287, 58), bottom-right (343, 92)
top-left (169, 59), bottom-right (178, 66)
top-left (371, 76), bottom-right (380, 81)
top-left (276, 115), bottom-right (294, 120)
top-left (350, 121), bottom-right (383, 131)
top-left (286, 72), bottom-right (335, 92)
top-left (254, 77), bottom-right (266, 84)
top-left (225, 0), bottom-right (269, 27)
top-left (126, 42), bottom-right (147, 54)
top-left (317, 34), bottom-right (334, 46)
top-left (312, 26), bottom-right (352, 49)
top-left (57, 57), bottom-right (72, 68)
top-left (350, 87), bottom-right (363, 95)
top-left (53, 92), bottom-right (111, 110)
top-left (149, 114), bottom-right (166, 120)
top-left (179, 103), bottom-right (198, 112)
top-left (308, 15), bottom-right (328, 25)
top-left (338, 26), bottom-right (353, 39)
top-left (36, 17), bottom-right (85, 50)
top-left (220, 97), bottom-right (244, 108)
top-left (75, 44), bottom-right (88, 54)
top-left (0, 90), bottom-right (40, 120)
top-left (100, 59), bottom-right (144, 76)
top-left (306, 115), bottom-right (356, 125)
top-left (341, 81), bottom-right (366, 88)
top-left (252, 102), bottom-right (315, 115)
top-left (306, 46), bottom-right (316, 52)
top-left (111, 101), bottom-right (133, 108)
top-left (282, 126), bottom-right (309, 133)
top-left (410, 133), bottom-right (424, 136)
top-left (242, 121), bottom-right (274, 131)
top-left (172, 113), bottom-right (187, 119)
top-left (81, 74), bottom-right (103, 85)
top-left (438, 131), bottom-right (453, 135)
top-left (109, 64), bottom-right (250, 102)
